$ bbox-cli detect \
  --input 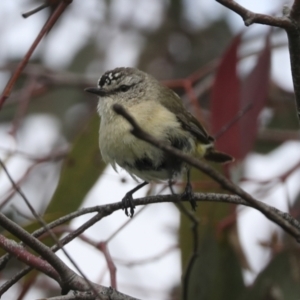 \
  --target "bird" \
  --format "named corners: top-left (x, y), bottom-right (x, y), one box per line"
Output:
top-left (85, 67), bottom-right (233, 217)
